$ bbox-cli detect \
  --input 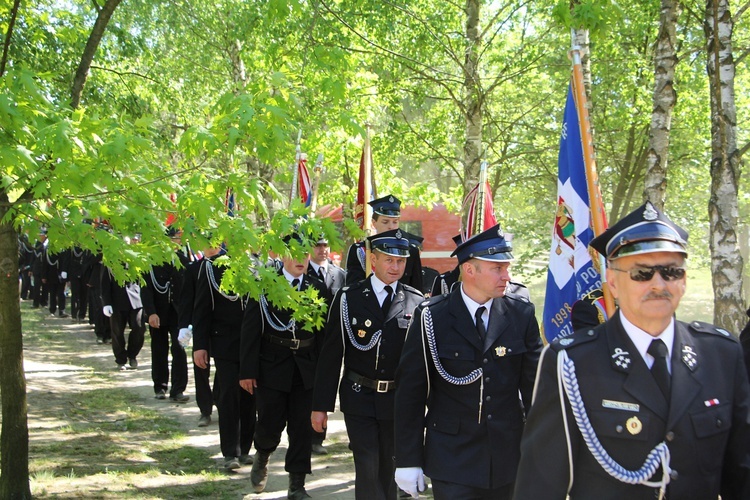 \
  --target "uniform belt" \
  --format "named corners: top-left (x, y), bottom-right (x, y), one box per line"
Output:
top-left (344, 368), bottom-right (395, 393)
top-left (262, 333), bottom-right (315, 350)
